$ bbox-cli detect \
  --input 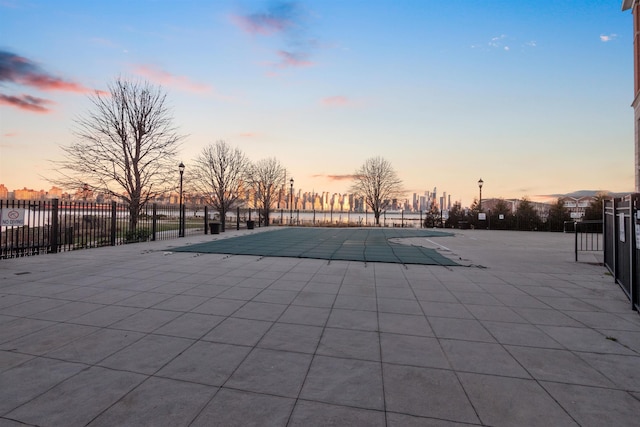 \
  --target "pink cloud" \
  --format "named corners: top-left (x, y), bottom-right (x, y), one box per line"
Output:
top-left (0, 93), bottom-right (54, 113)
top-left (0, 50), bottom-right (94, 93)
top-left (132, 64), bottom-right (212, 94)
top-left (237, 132), bottom-right (258, 138)
top-left (3, 132), bottom-right (18, 137)
top-left (321, 96), bottom-right (349, 107)
top-left (229, 2), bottom-right (298, 36)
top-left (275, 50), bottom-right (313, 68)
top-left (312, 174), bottom-right (357, 181)
top-left (230, 14), bottom-right (292, 36)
